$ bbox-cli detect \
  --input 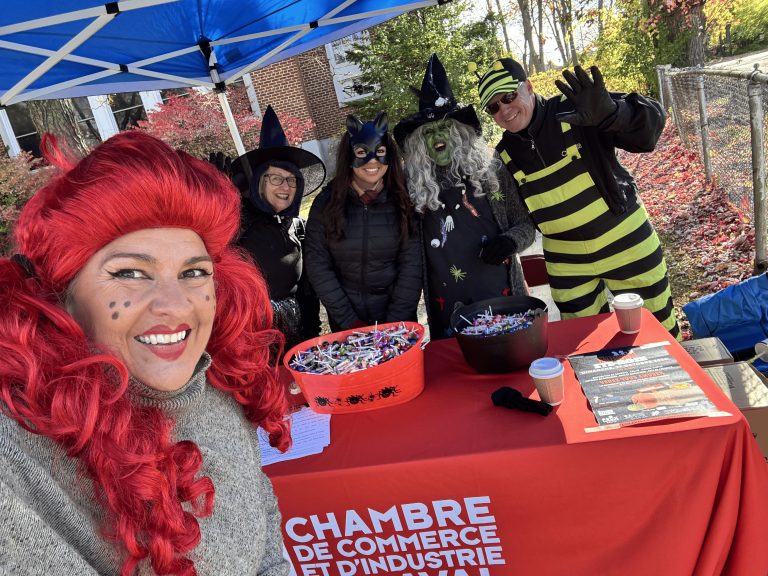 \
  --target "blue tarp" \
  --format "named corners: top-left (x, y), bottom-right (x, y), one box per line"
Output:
top-left (682, 273), bottom-right (768, 371)
top-left (1, 0), bottom-right (439, 104)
